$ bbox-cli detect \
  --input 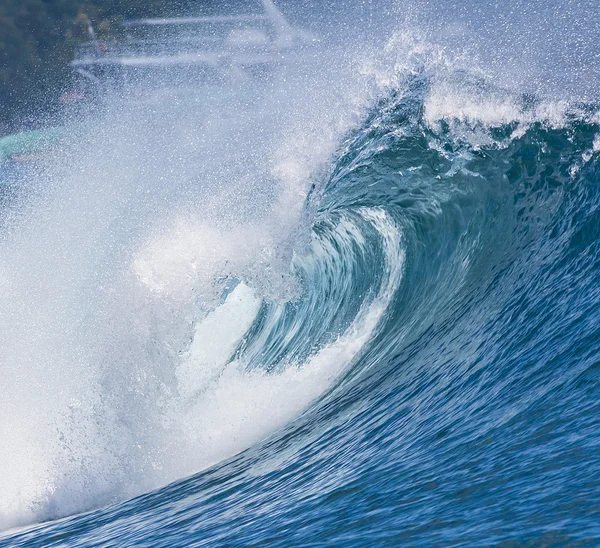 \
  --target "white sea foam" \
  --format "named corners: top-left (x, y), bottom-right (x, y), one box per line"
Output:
top-left (164, 208), bottom-right (404, 481)
top-left (0, 41), bottom-right (377, 531)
